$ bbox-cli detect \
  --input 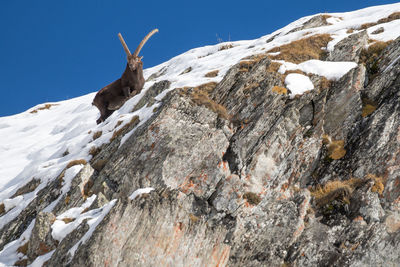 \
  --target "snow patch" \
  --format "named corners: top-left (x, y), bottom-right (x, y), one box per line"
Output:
top-left (285, 73), bottom-right (314, 97)
top-left (3, 196), bottom-right (23, 212)
top-left (51, 195), bottom-right (97, 241)
top-left (129, 188), bottom-right (155, 200)
top-left (68, 199), bottom-right (117, 260)
top-left (278, 59), bottom-right (358, 80)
